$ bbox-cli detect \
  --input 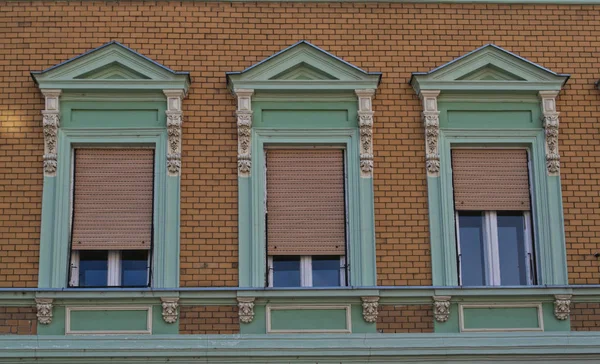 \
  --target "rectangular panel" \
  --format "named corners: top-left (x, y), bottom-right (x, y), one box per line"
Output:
top-left (70, 110), bottom-right (160, 128)
top-left (446, 110), bottom-right (533, 129)
top-left (267, 305), bottom-right (351, 333)
top-left (261, 110), bottom-right (350, 128)
top-left (266, 149), bottom-right (346, 256)
top-left (460, 304), bottom-right (543, 332)
top-left (71, 149), bottom-right (154, 250)
top-left (66, 306), bottom-right (152, 334)
top-left (452, 149), bottom-right (531, 211)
